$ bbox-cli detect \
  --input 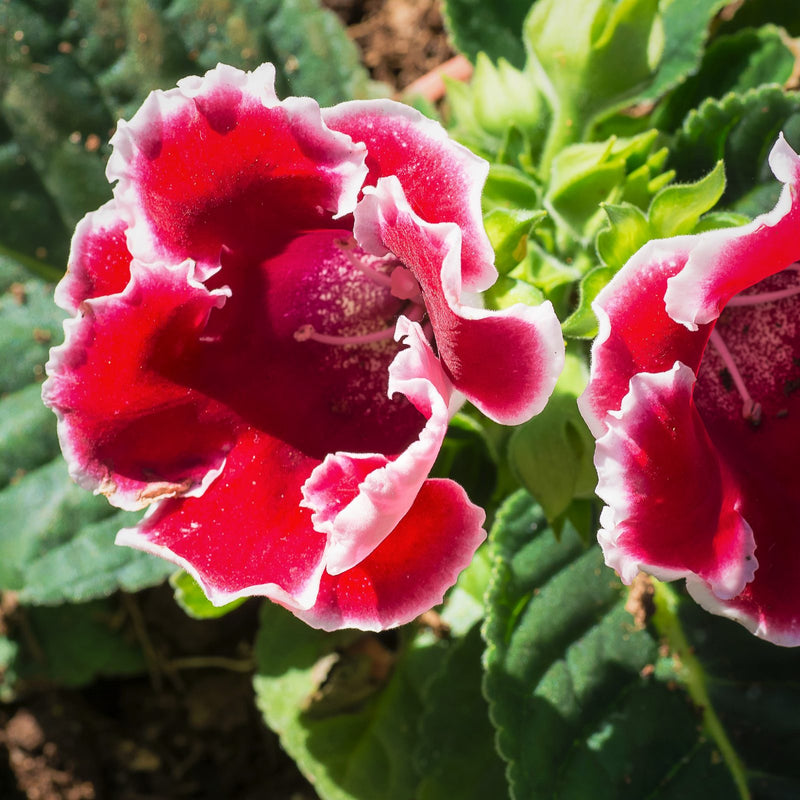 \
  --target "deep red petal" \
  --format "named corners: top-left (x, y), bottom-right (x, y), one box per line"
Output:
top-left (293, 479), bottom-right (486, 631)
top-left (688, 278), bottom-right (800, 644)
top-left (324, 99), bottom-right (496, 292)
top-left (56, 200), bottom-right (133, 312)
top-left (43, 261), bottom-right (233, 510)
top-left (108, 63), bottom-right (366, 276)
top-left (117, 428), bottom-right (326, 607)
top-left (301, 318), bottom-right (453, 575)
top-left (355, 177), bottom-right (564, 424)
top-left (578, 240), bottom-right (711, 437)
top-left (595, 363), bottom-right (756, 599)
top-left (185, 232), bottom-right (425, 461)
